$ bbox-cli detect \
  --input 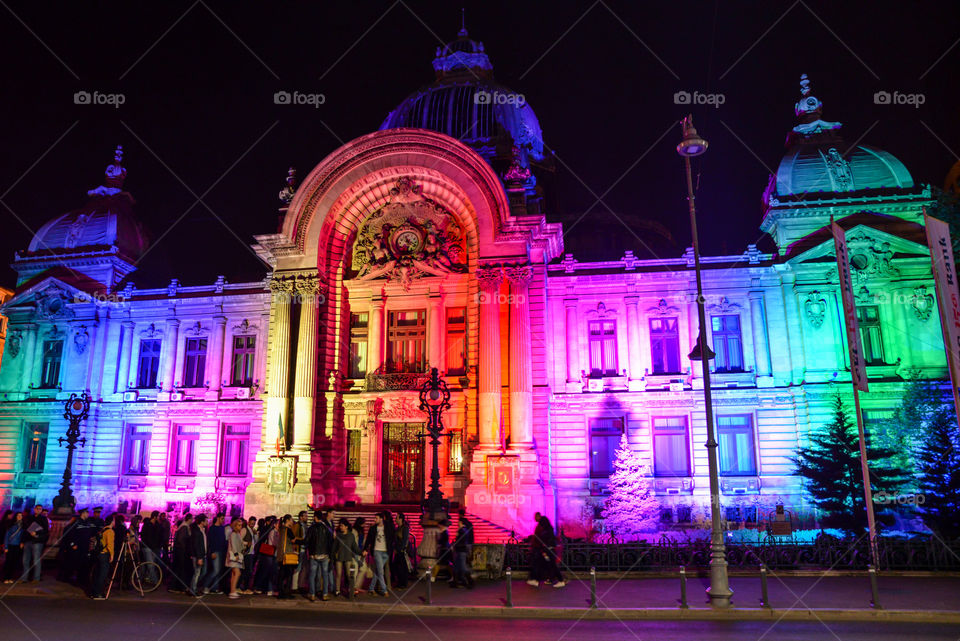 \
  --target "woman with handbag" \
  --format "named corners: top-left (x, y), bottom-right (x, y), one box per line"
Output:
top-left (332, 518), bottom-right (360, 599)
top-left (253, 516), bottom-right (278, 595)
top-left (276, 515), bottom-right (299, 599)
top-left (226, 517), bottom-right (246, 599)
